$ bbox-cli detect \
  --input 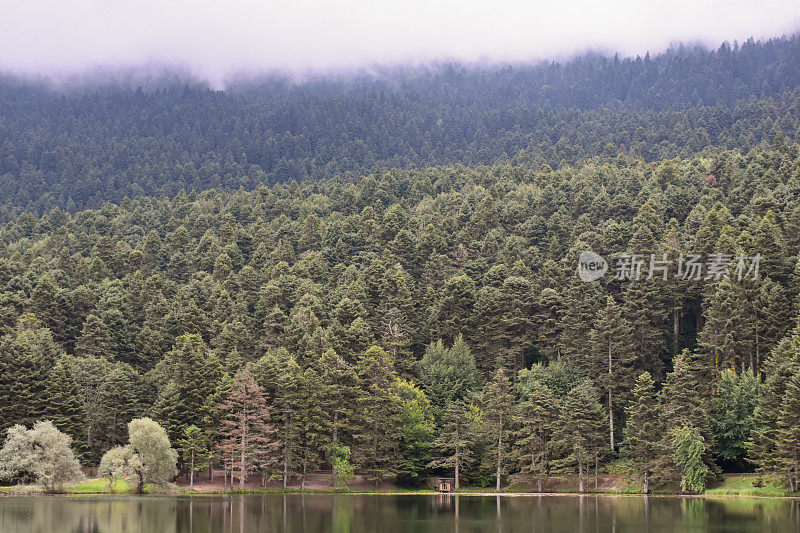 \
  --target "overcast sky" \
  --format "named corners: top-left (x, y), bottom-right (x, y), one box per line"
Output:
top-left (2, 0), bottom-right (800, 84)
